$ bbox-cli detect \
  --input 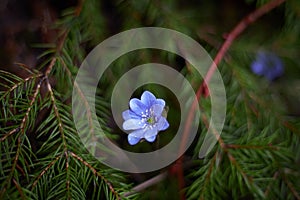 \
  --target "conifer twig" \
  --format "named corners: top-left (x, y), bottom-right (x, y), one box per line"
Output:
top-left (69, 152), bottom-right (121, 200)
top-left (283, 172), bottom-right (300, 200)
top-left (174, 0), bottom-right (287, 197)
top-left (32, 155), bottom-right (62, 188)
top-left (264, 171), bottom-right (279, 197)
top-left (0, 76), bottom-right (45, 198)
top-left (123, 172), bottom-right (168, 197)
top-left (12, 178), bottom-right (25, 200)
